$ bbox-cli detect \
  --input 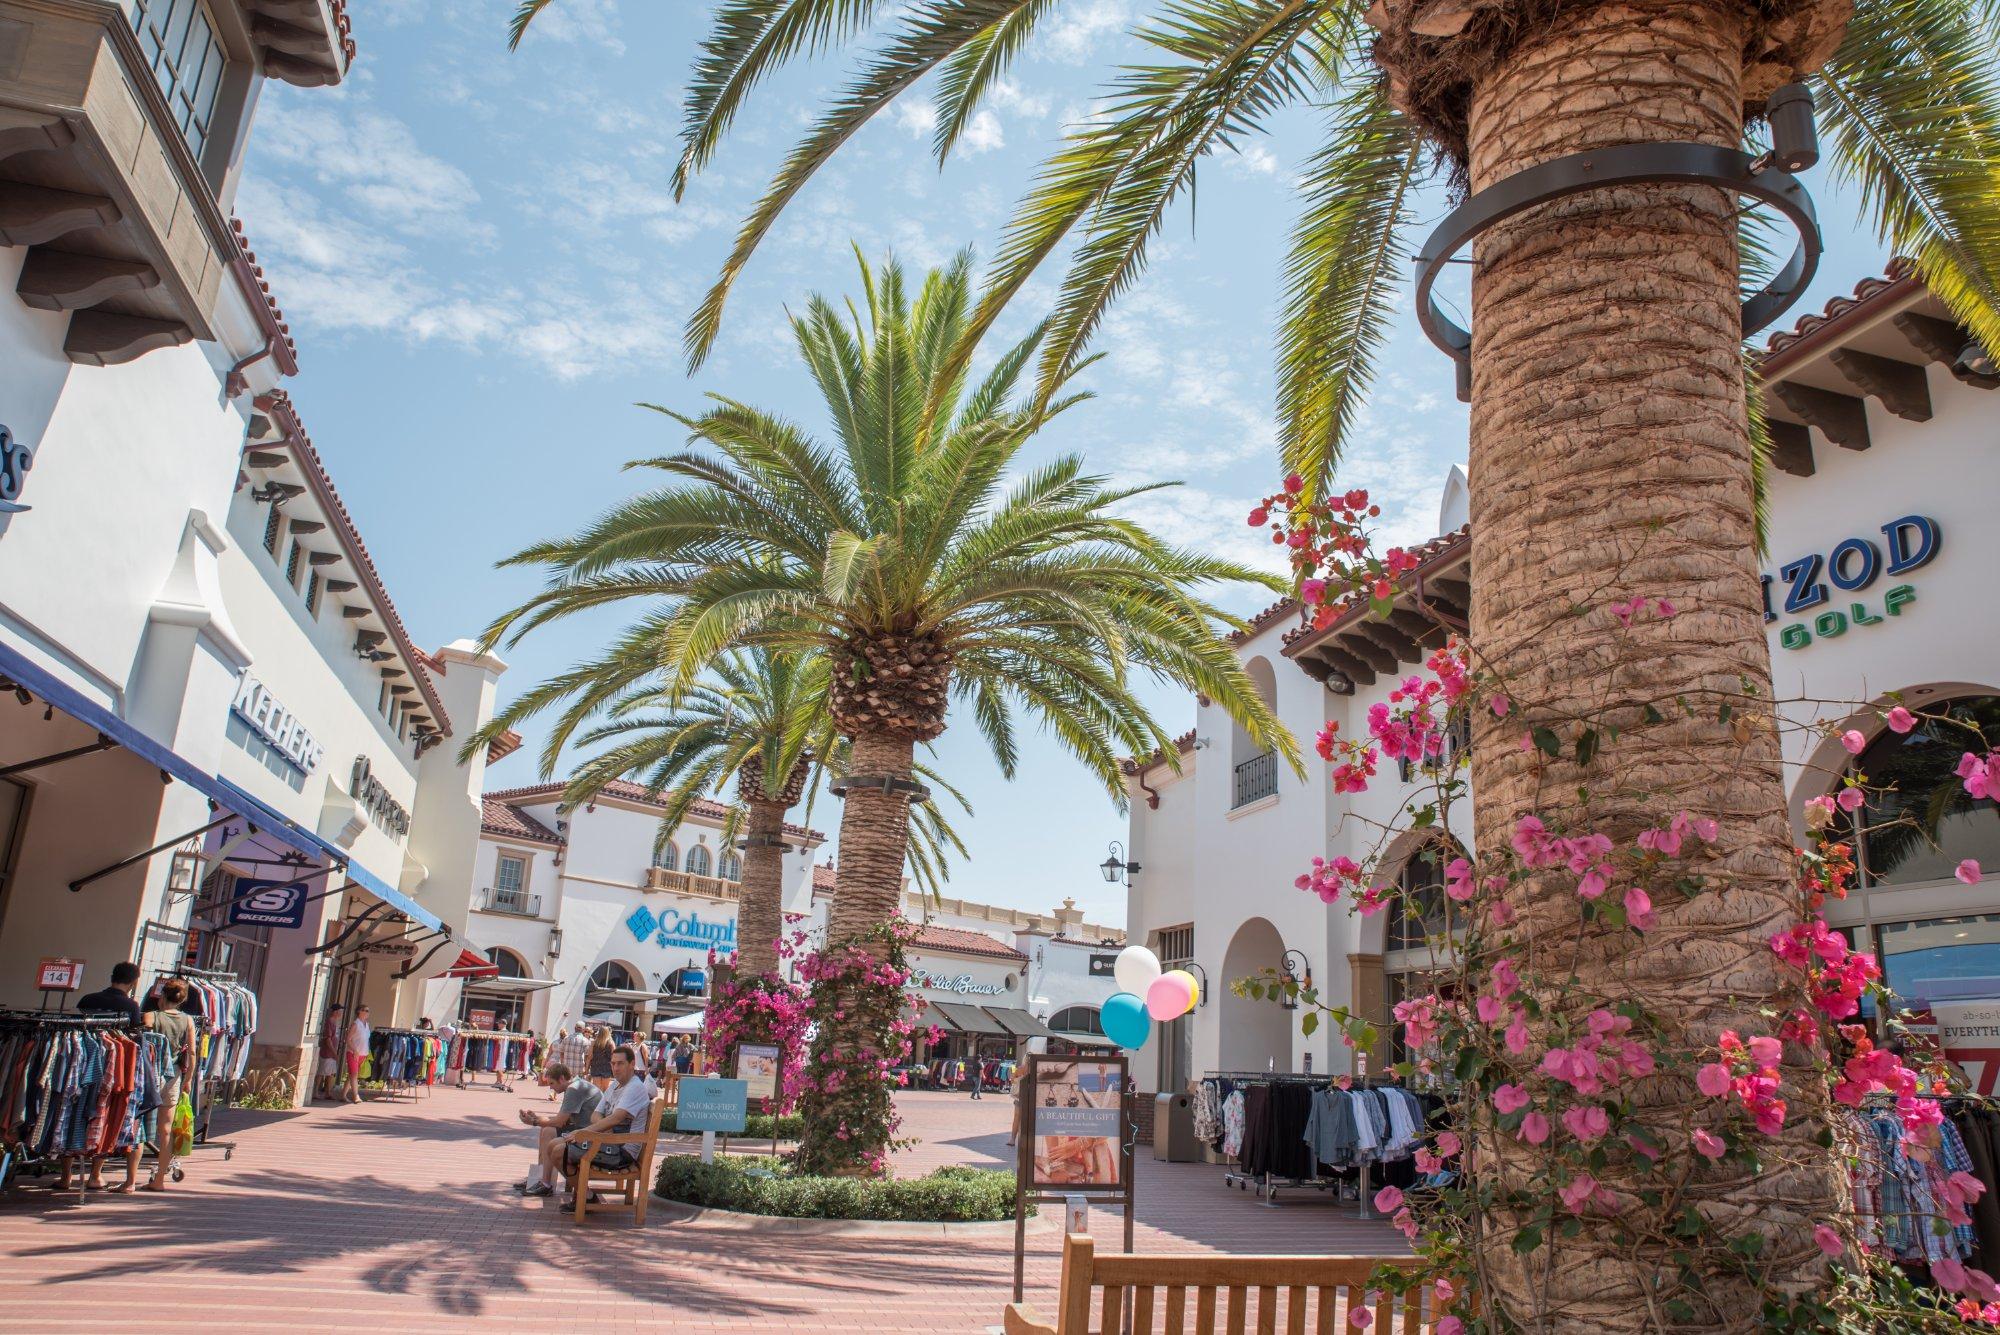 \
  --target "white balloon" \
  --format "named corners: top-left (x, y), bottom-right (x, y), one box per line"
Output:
top-left (1114, 945), bottom-right (1162, 996)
